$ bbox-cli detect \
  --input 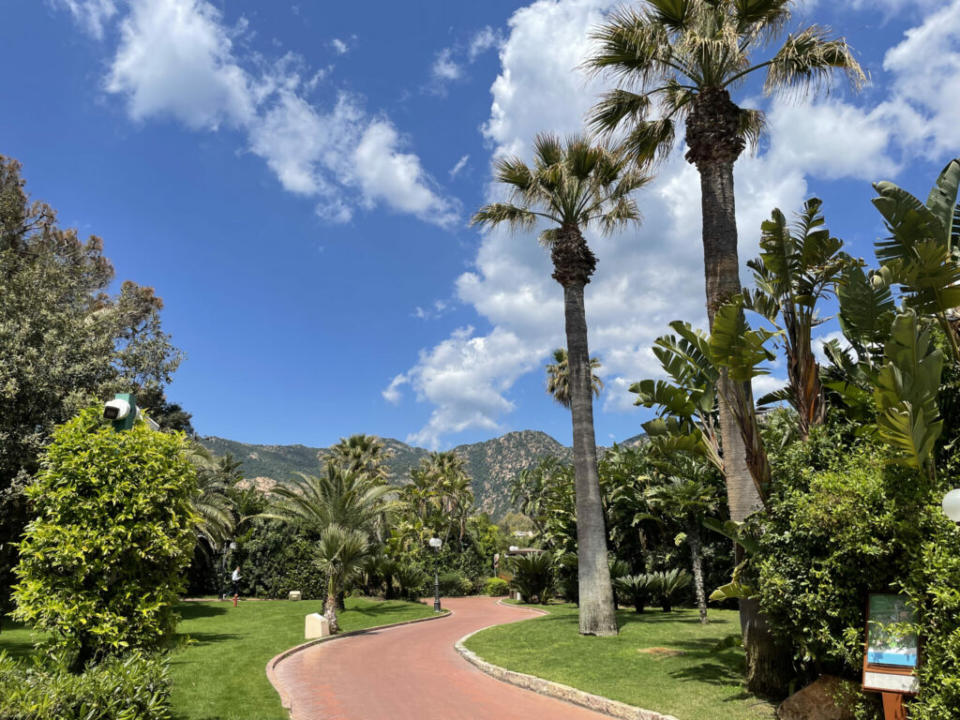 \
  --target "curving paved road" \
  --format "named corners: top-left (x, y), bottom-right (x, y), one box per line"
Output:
top-left (270, 596), bottom-right (611, 720)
